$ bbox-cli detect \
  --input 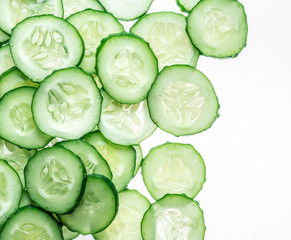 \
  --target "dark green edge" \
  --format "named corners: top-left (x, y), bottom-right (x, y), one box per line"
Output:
top-left (95, 32), bottom-right (159, 105)
top-left (141, 193), bottom-right (206, 240)
top-left (176, 0), bottom-right (201, 13)
top-left (141, 142), bottom-right (206, 200)
top-left (147, 64), bottom-right (220, 137)
top-left (9, 14), bottom-right (85, 83)
top-left (0, 205), bottom-right (64, 239)
top-left (31, 67), bottom-right (102, 139)
top-left (55, 139), bottom-right (113, 180)
top-left (185, 0), bottom-right (248, 59)
top-left (24, 146), bottom-right (87, 215)
top-left (0, 86), bottom-right (53, 149)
